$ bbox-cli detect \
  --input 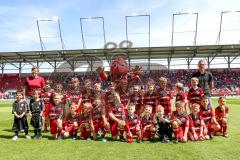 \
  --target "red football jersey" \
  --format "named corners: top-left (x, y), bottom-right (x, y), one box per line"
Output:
top-left (187, 87), bottom-right (204, 105)
top-left (215, 106), bottom-right (229, 122)
top-left (24, 76), bottom-right (45, 96)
